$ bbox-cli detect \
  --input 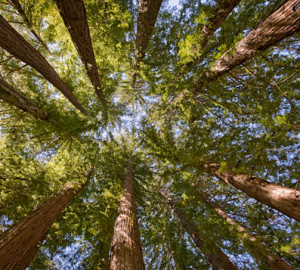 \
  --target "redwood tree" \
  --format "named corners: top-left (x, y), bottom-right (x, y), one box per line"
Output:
top-left (109, 159), bottom-right (145, 270)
